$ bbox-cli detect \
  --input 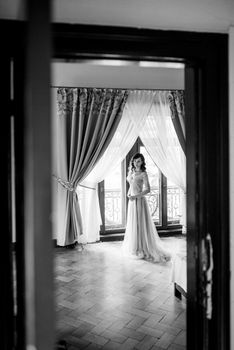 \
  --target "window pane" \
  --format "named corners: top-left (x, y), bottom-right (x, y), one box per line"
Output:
top-left (104, 163), bottom-right (122, 228)
top-left (140, 146), bottom-right (160, 223)
top-left (167, 178), bottom-right (181, 223)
